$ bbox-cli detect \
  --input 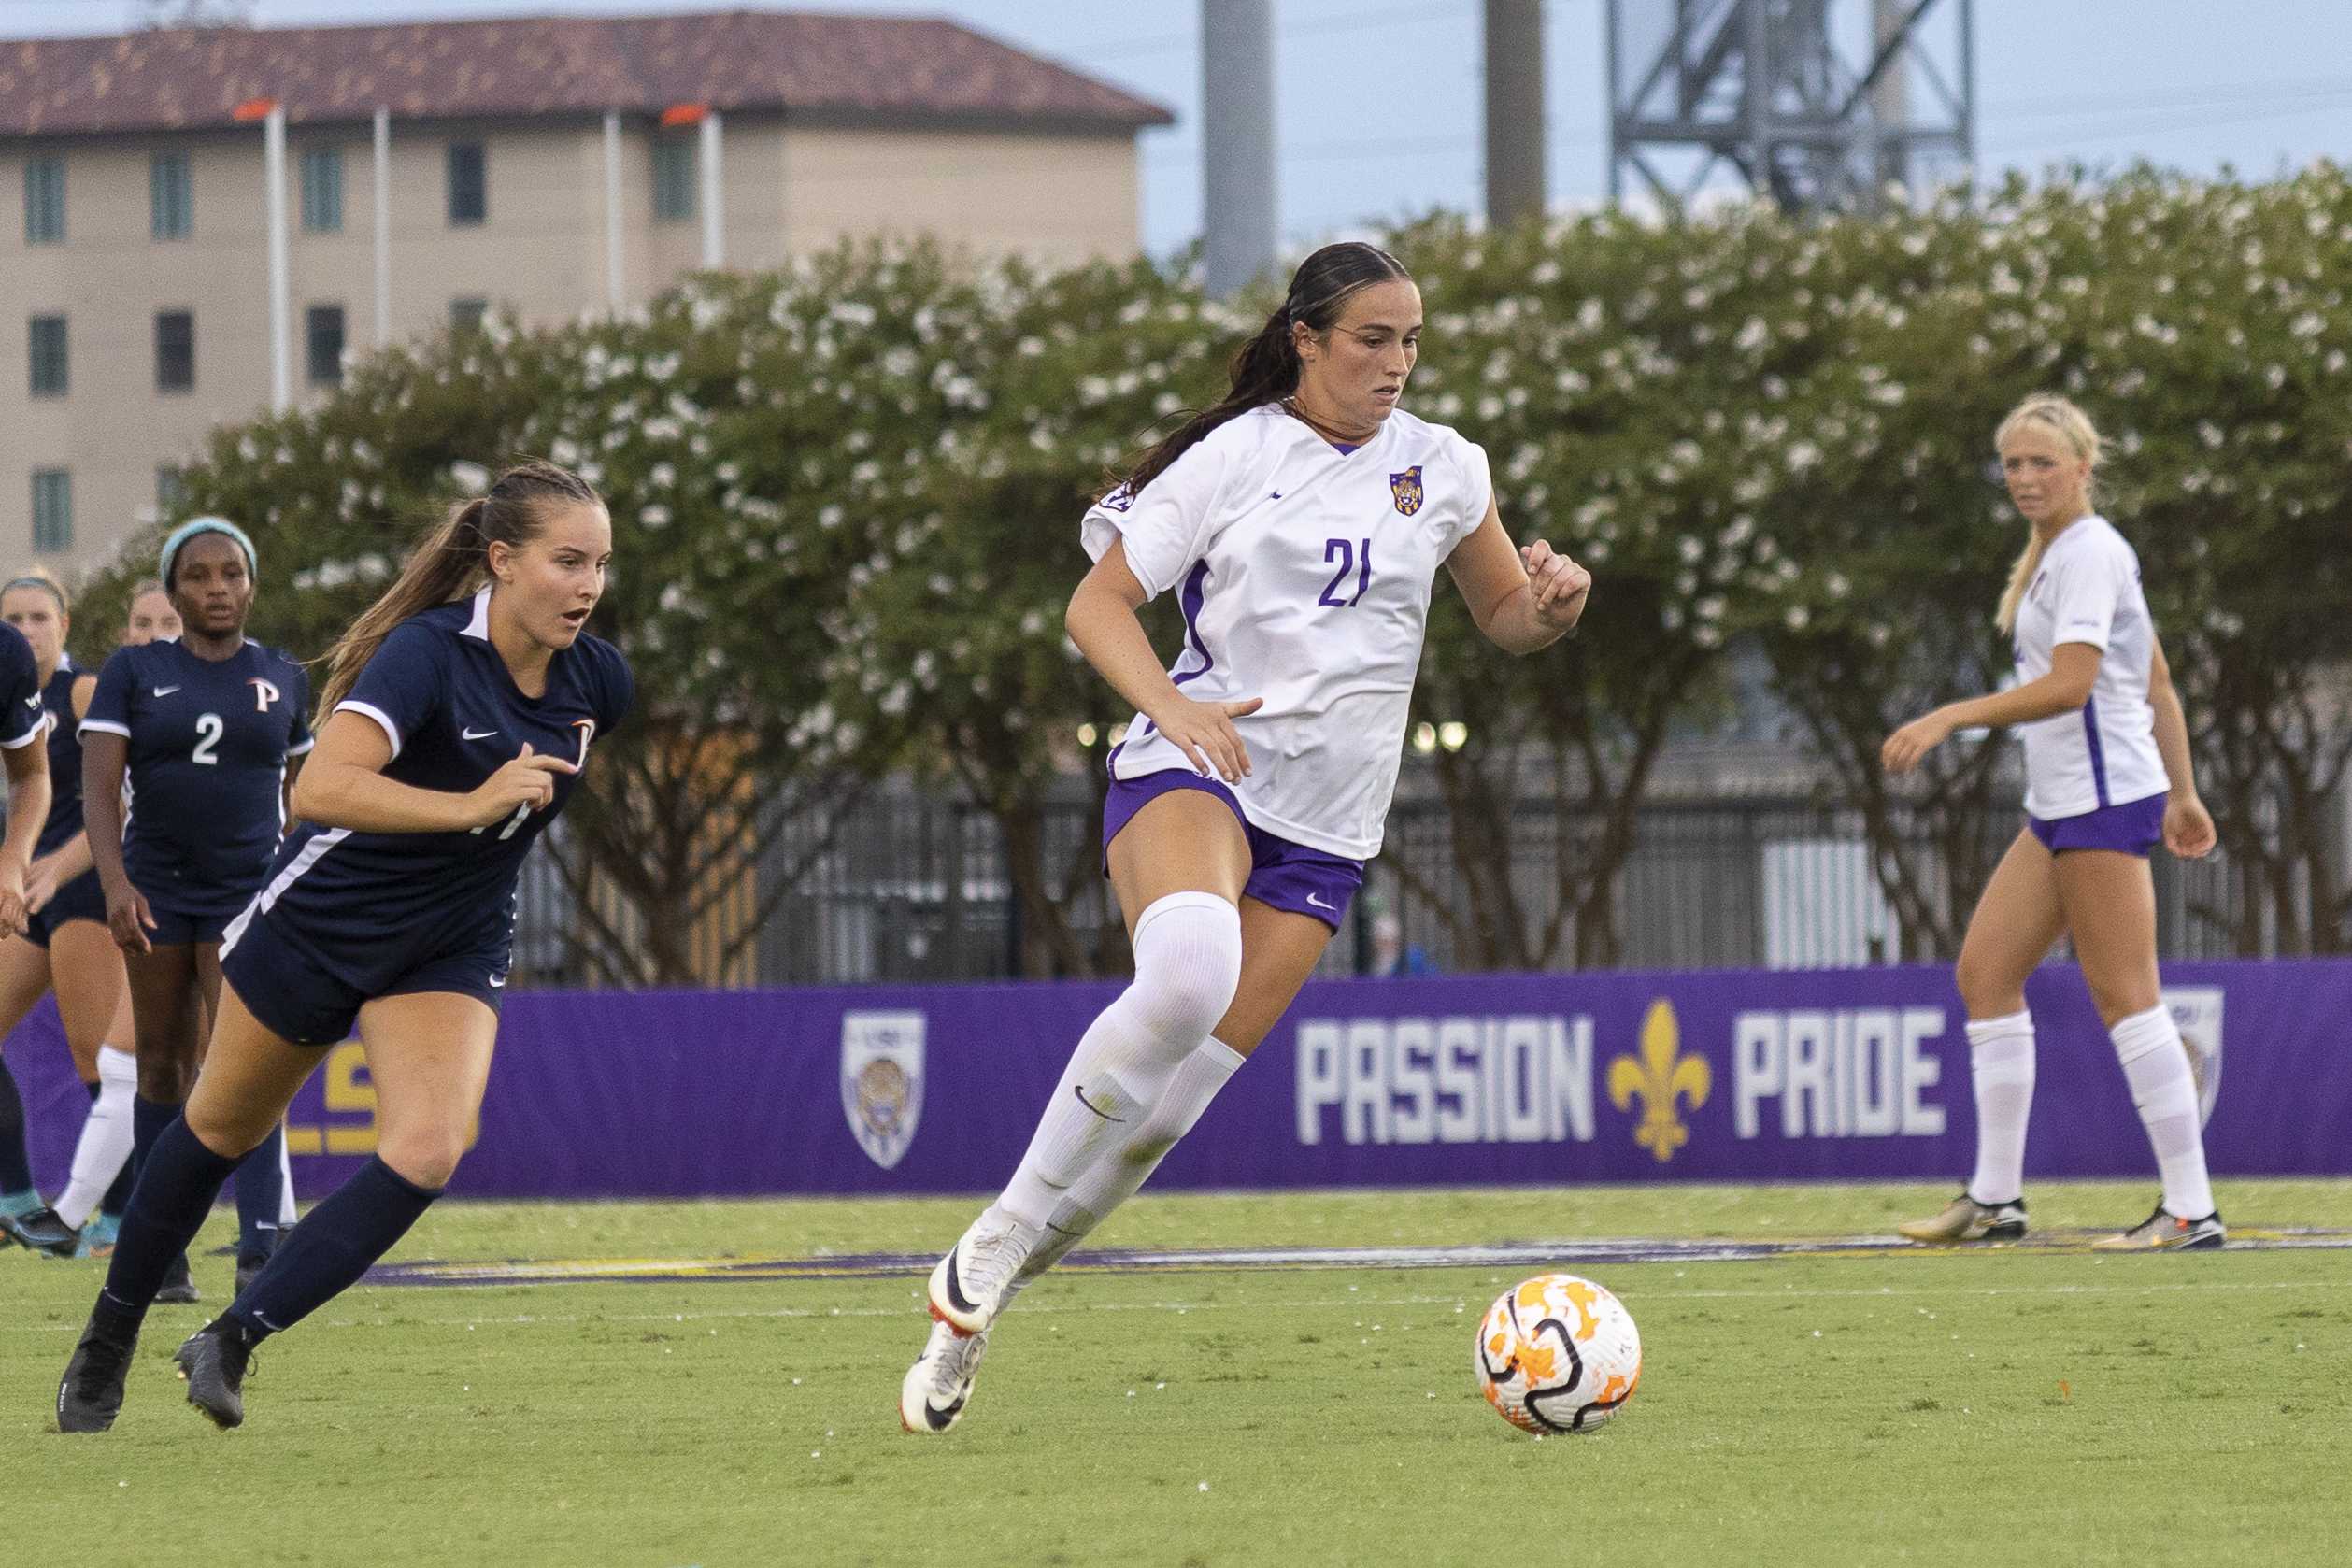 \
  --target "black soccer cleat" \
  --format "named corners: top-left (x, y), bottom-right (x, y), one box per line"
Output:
top-left (2, 1205), bottom-right (80, 1257)
top-left (57, 1322), bottom-right (137, 1434)
top-left (154, 1252), bottom-right (201, 1306)
top-left (174, 1318), bottom-right (259, 1430)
